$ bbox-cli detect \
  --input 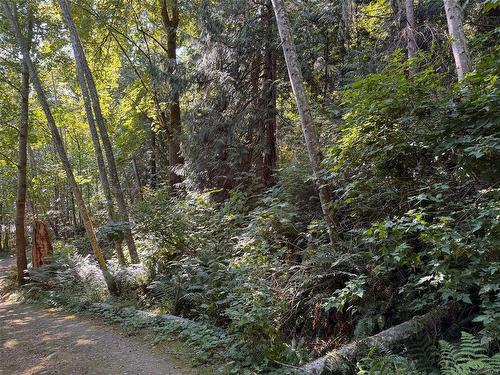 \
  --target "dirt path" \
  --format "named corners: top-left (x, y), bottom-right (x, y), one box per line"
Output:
top-left (0, 257), bottom-right (189, 375)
